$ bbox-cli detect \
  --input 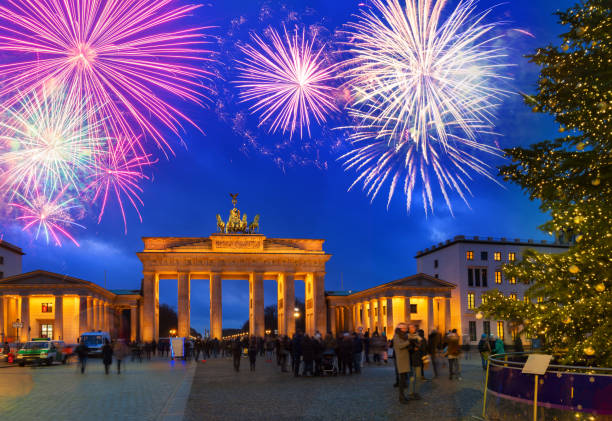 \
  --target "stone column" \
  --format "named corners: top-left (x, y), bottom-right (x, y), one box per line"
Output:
top-left (20, 295), bottom-right (30, 342)
top-left (143, 272), bottom-right (159, 342)
top-left (426, 297), bottom-right (434, 334)
top-left (178, 272), bottom-right (191, 338)
top-left (78, 296), bottom-right (88, 335)
top-left (277, 273), bottom-right (295, 337)
top-left (209, 272), bottom-right (222, 340)
top-left (385, 298), bottom-right (393, 335)
top-left (346, 305), bottom-right (354, 332)
top-left (445, 298), bottom-right (451, 333)
top-left (98, 300), bottom-right (103, 331)
top-left (328, 305), bottom-right (336, 335)
top-left (130, 306), bottom-right (138, 342)
top-left (249, 272), bottom-right (265, 337)
top-left (54, 294), bottom-right (63, 340)
top-left (378, 298), bottom-right (385, 333)
top-left (310, 272), bottom-right (326, 336)
top-left (369, 299), bottom-right (376, 333)
top-left (86, 297), bottom-right (93, 331)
